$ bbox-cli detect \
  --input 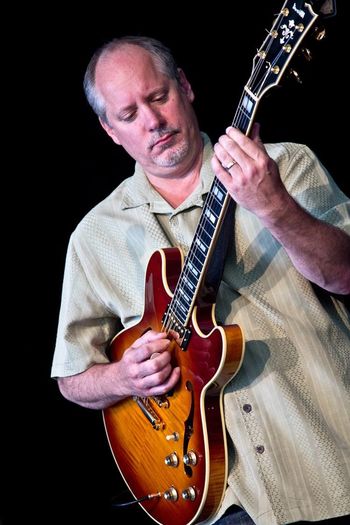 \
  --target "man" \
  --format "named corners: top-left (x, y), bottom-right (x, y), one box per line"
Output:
top-left (52, 36), bottom-right (350, 524)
